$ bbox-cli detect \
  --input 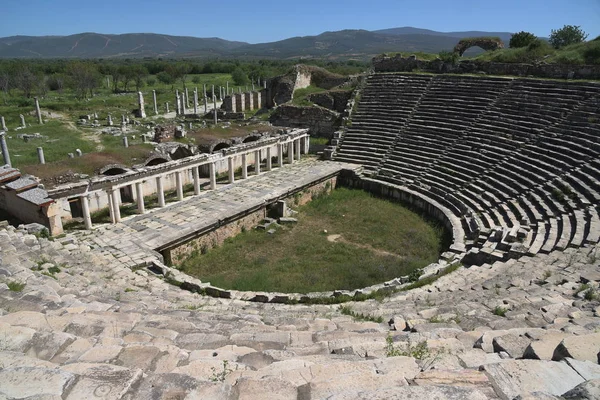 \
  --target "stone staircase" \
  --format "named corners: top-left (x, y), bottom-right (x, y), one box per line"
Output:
top-left (1, 221), bottom-right (600, 398)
